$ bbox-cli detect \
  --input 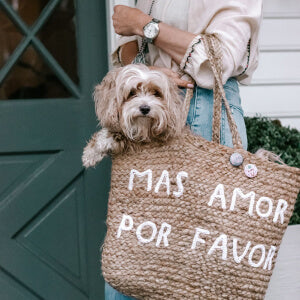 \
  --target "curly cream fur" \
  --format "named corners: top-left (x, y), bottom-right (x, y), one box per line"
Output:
top-left (254, 148), bottom-right (285, 164)
top-left (82, 64), bottom-right (184, 168)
